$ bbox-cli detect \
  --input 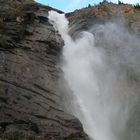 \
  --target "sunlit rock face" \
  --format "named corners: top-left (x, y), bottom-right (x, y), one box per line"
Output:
top-left (0, 1), bottom-right (89, 140)
top-left (67, 2), bottom-right (140, 36)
